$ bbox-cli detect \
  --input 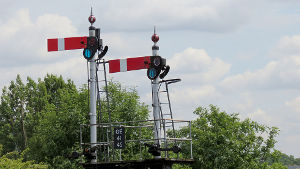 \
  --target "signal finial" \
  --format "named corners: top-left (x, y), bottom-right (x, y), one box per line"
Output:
top-left (151, 26), bottom-right (159, 43)
top-left (88, 7), bottom-right (96, 25)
